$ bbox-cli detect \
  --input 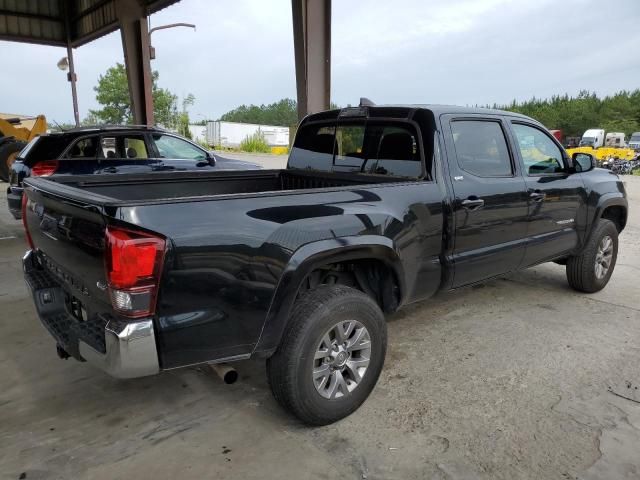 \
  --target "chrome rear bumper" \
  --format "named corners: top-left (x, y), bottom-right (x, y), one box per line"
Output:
top-left (23, 250), bottom-right (160, 379)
